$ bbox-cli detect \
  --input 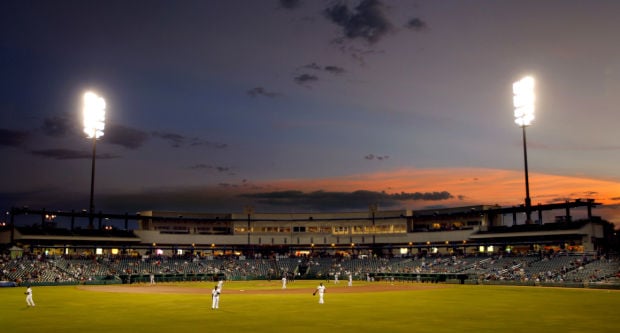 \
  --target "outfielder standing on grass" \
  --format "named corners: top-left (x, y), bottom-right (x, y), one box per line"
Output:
top-left (25, 284), bottom-right (35, 307)
top-left (211, 285), bottom-right (220, 310)
top-left (313, 282), bottom-right (326, 304)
